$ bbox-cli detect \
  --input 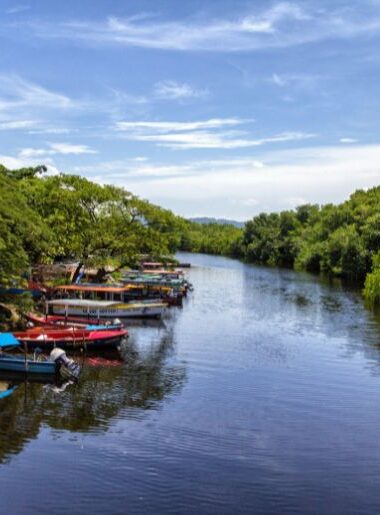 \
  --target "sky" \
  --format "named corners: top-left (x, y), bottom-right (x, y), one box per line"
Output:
top-left (1, 0), bottom-right (380, 220)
